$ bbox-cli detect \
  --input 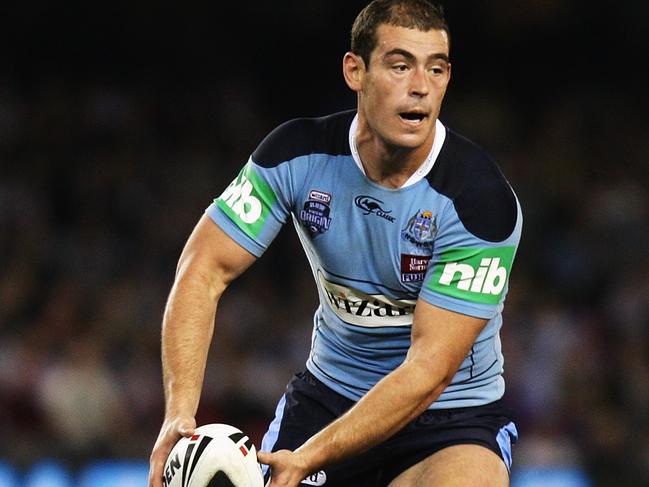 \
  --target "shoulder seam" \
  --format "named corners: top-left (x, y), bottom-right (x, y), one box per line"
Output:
top-left (427, 129), bottom-right (518, 242)
top-left (252, 110), bottom-right (355, 168)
